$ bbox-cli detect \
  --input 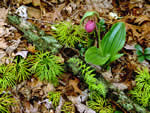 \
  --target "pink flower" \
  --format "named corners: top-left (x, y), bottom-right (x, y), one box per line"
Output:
top-left (85, 20), bottom-right (96, 33)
